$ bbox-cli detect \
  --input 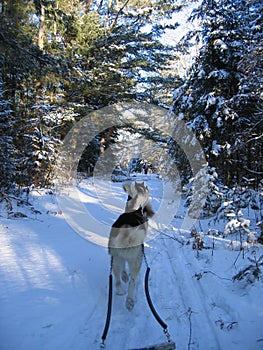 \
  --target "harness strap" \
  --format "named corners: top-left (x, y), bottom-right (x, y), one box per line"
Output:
top-left (142, 244), bottom-right (173, 344)
top-left (101, 257), bottom-right (113, 349)
top-left (144, 266), bottom-right (168, 330)
top-left (101, 248), bottom-right (174, 348)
